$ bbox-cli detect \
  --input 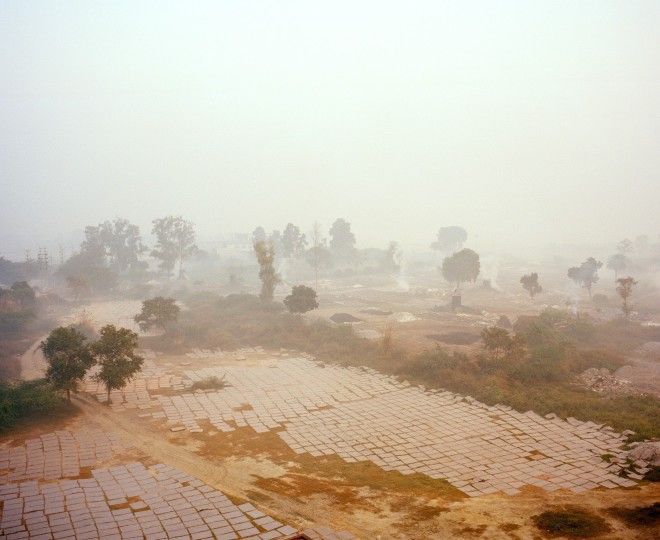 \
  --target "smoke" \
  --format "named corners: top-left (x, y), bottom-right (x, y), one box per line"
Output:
top-left (394, 246), bottom-right (409, 292)
top-left (480, 256), bottom-right (501, 290)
